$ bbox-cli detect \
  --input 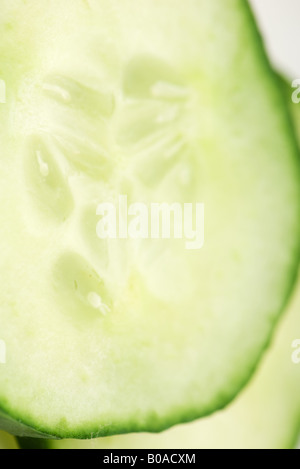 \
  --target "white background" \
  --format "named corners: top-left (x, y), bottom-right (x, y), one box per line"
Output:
top-left (250, 0), bottom-right (300, 78)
